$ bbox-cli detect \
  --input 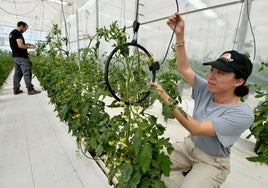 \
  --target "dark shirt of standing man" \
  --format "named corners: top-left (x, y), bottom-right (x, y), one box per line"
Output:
top-left (9, 21), bottom-right (41, 95)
